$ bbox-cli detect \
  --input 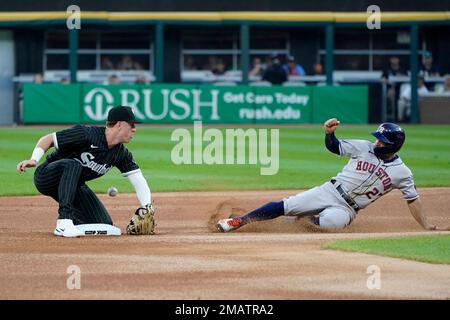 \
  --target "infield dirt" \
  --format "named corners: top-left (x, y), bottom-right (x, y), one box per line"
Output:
top-left (0, 188), bottom-right (449, 299)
